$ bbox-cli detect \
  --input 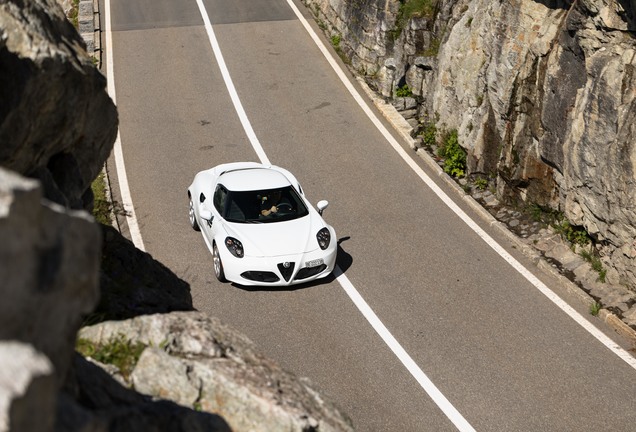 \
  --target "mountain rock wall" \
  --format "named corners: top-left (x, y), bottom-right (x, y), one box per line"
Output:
top-left (304, 0), bottom-right (636, 291)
